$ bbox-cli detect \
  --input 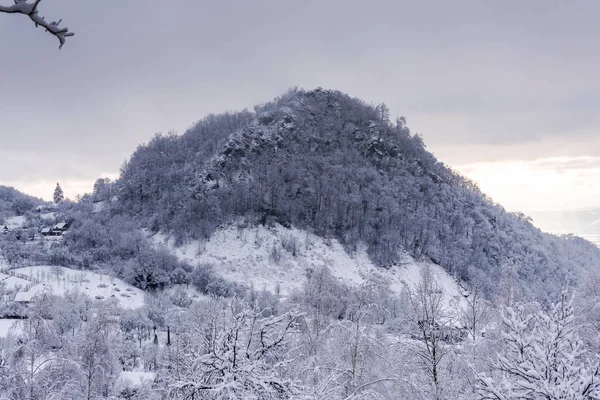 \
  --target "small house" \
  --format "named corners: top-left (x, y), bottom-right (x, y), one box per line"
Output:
top-left (14, 291), bottom-right (34, 304)
top-left (50, 221), bottom-right (70, 236)
top-left (35, 204), bottom-right (57, 213)
top-left (40, 227), bottom-right (51, 236)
